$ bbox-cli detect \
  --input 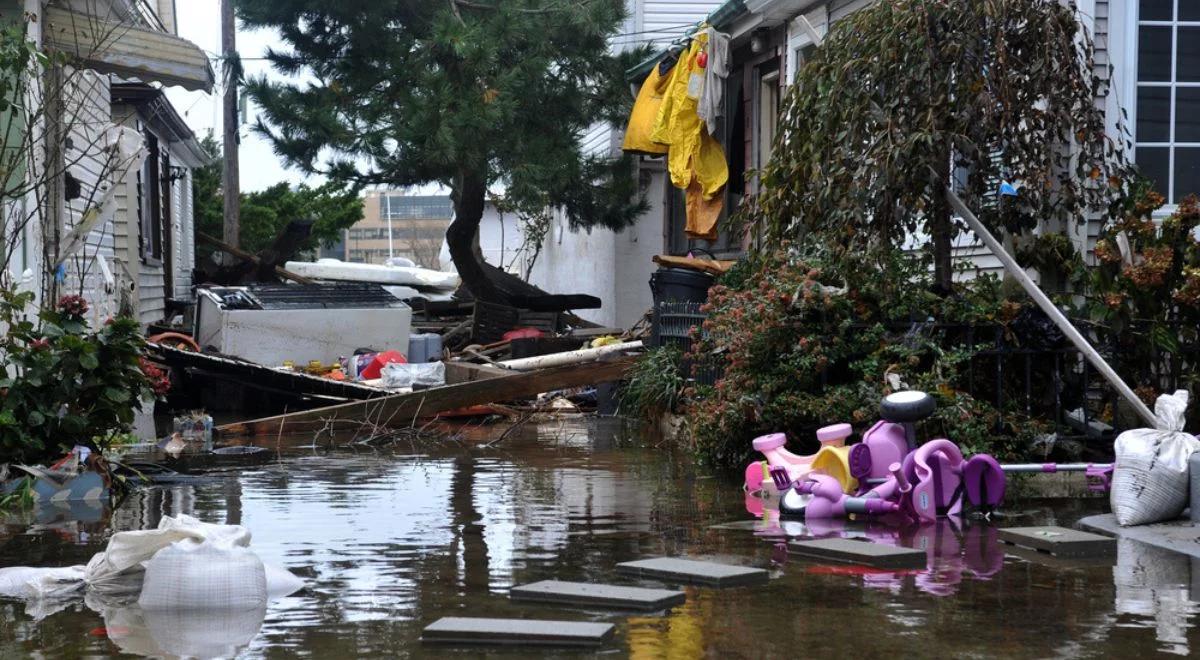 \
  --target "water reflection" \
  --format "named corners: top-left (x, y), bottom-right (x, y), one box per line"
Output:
top-left (0, 419), bottom-right (1197, 657)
